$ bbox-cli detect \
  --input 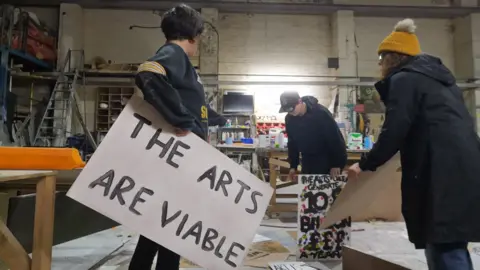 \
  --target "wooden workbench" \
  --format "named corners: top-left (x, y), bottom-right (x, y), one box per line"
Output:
top-left (256, 148), bottom-right (368, 216)
top-left (0, 170), bottom-right (57, 270)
